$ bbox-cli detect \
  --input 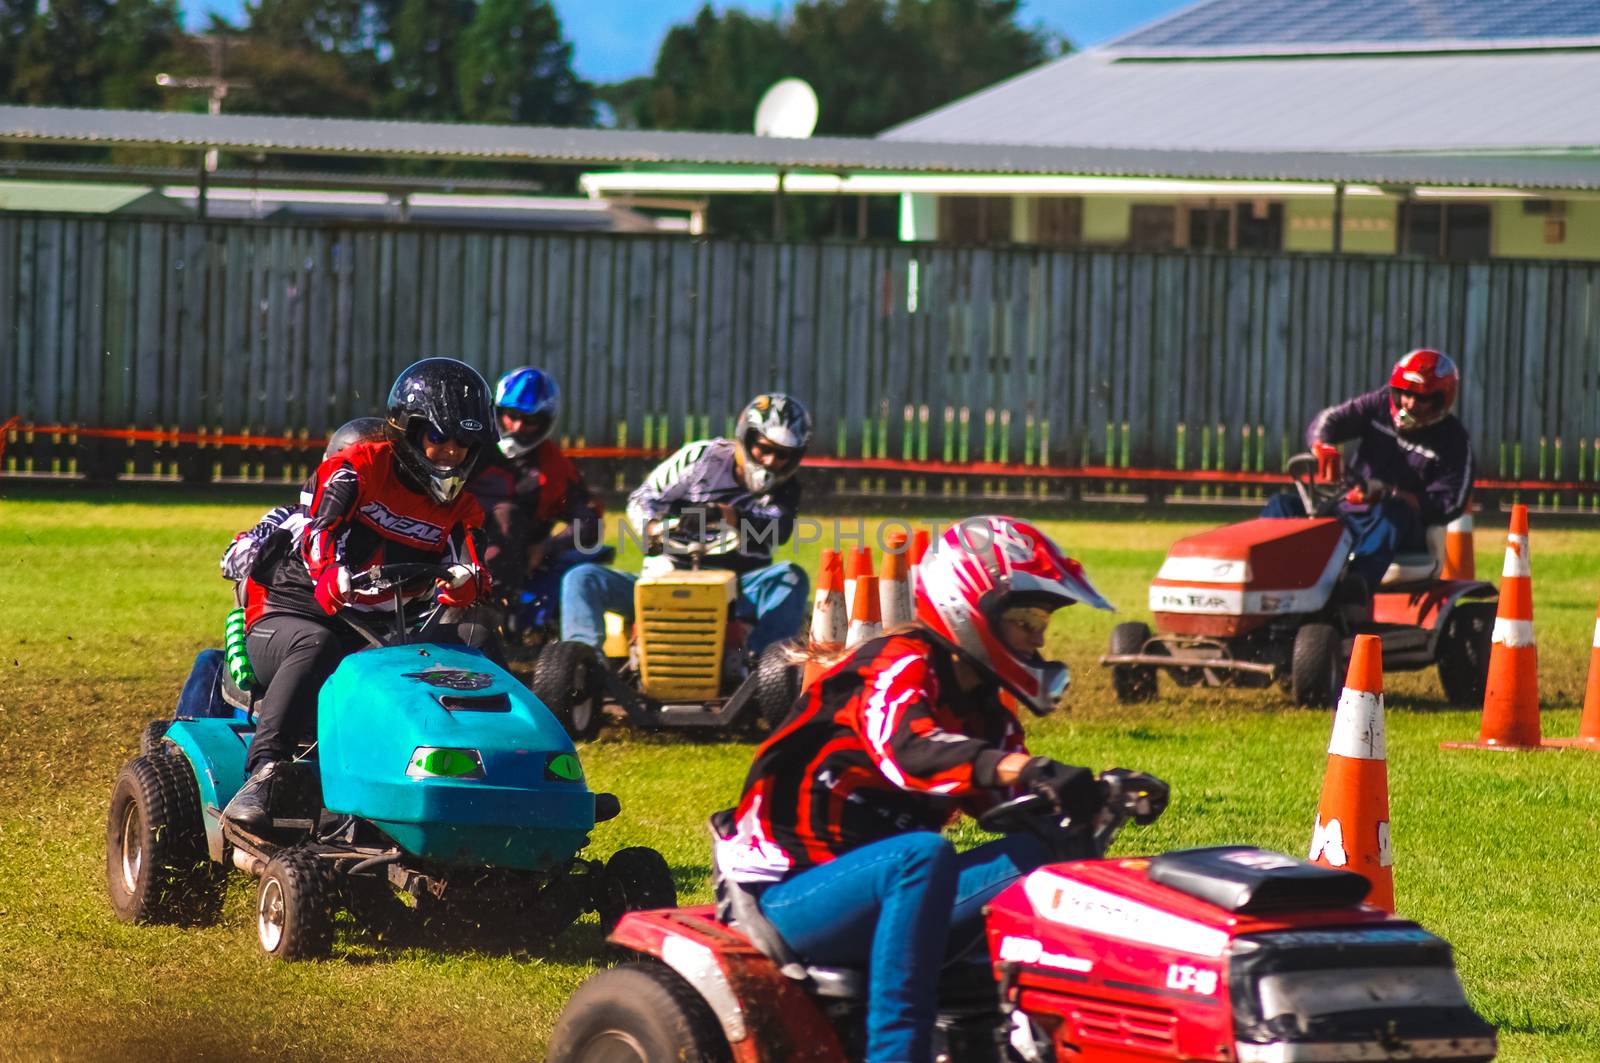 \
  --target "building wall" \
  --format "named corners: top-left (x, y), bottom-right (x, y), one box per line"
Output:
top-left (914, 191), bottom-right (1600, 261)
top-left (1284, 197), bottom-right (1398, 254)
top-left (1493, 198), bottom-right (1600, 260)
